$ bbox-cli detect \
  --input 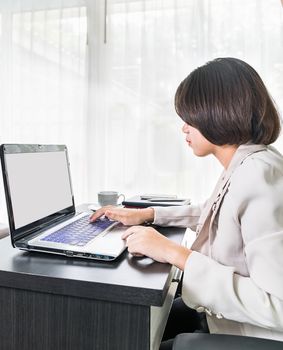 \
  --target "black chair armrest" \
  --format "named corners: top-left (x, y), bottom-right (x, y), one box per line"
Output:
top-left (173, 333), bottom-right (283, 350)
